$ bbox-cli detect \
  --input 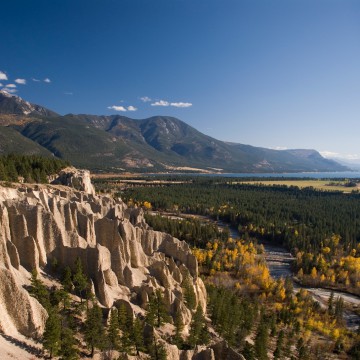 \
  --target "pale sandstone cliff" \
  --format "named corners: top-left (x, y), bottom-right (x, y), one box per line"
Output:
top-left (0, 171), bottom-right (209, 358)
